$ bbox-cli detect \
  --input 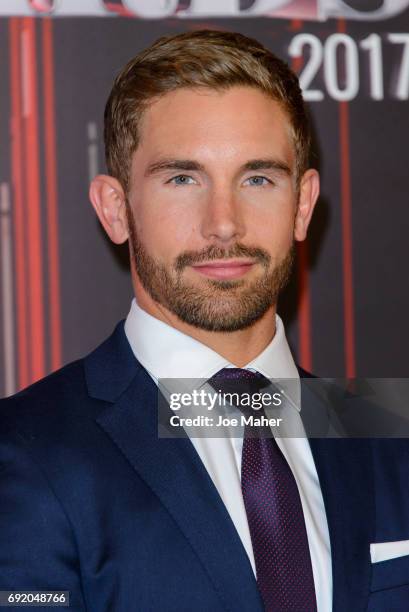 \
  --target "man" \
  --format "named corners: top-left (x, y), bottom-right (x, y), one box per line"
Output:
top-left (1, 30), bottom-right (408, 612)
